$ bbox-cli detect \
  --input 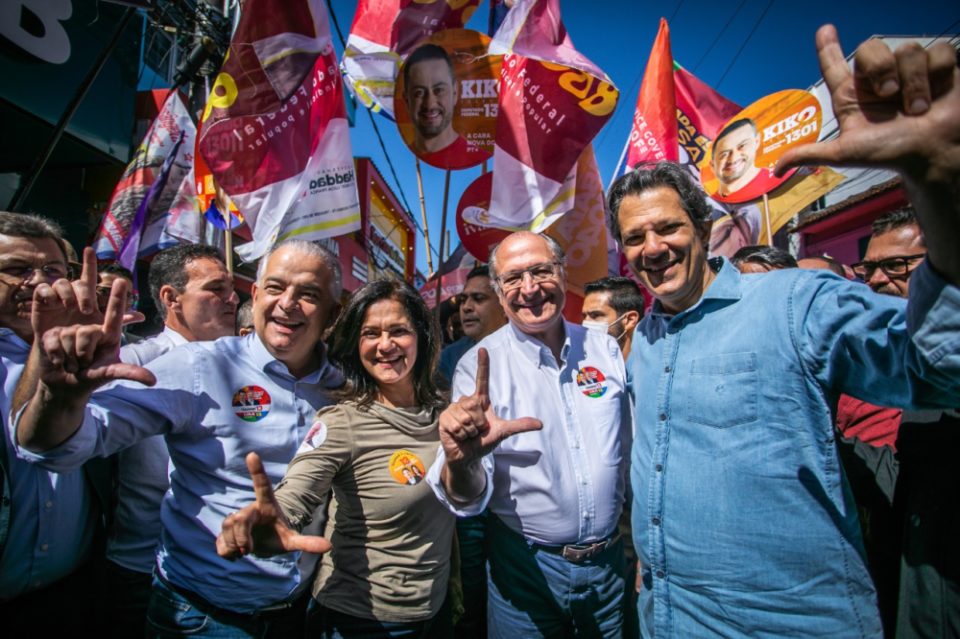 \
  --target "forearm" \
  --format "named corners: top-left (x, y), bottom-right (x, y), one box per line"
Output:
top-left (16, 377), bottom-right (91, 452)
top-left (901, 161), bottom-right (960, 286)
top-left (441, 459), bottom-right (487, 505)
